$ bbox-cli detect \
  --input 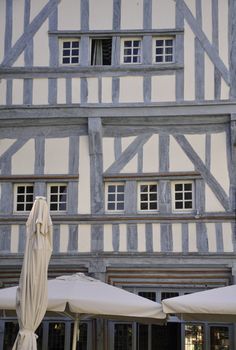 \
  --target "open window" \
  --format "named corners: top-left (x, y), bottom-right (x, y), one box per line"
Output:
top-left (91, 38), bottom-right (112, 65)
